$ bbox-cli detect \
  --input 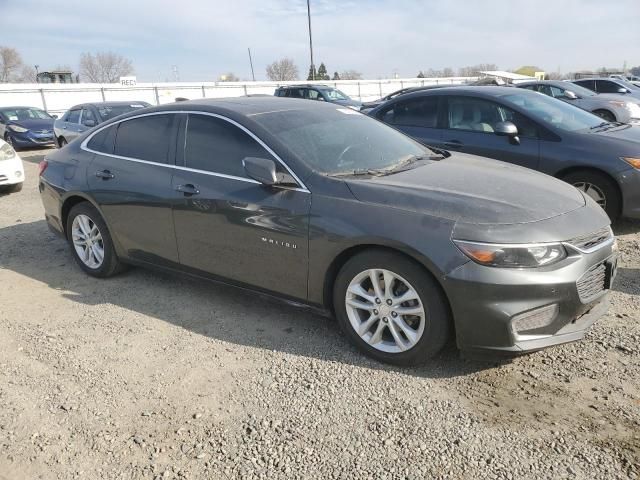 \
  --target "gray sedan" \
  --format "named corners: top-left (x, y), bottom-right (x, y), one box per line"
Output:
top-left (54, 101), bottom-right (150, 147)
top-left (573, 77), bottom-right (640, 101)
top-left (517, 80), bottom-right (640, 124)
